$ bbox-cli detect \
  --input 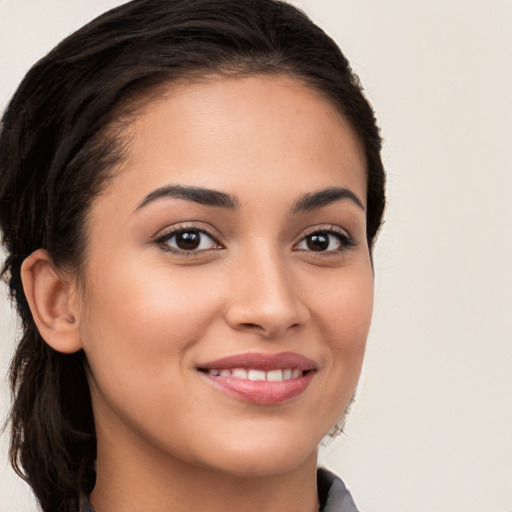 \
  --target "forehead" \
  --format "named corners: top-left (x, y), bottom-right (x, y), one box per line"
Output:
top-left (99, 74), bottom-right (367, 208)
